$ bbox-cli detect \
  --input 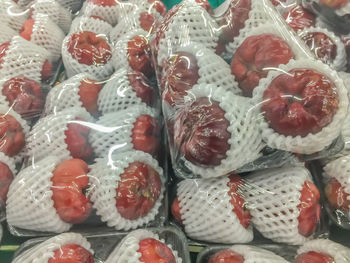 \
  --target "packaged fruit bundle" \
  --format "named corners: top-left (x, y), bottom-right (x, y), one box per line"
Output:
top-left (12, 227), bottom-right (190, 262)
top-left (171, 165), bottom-right (327, 245)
